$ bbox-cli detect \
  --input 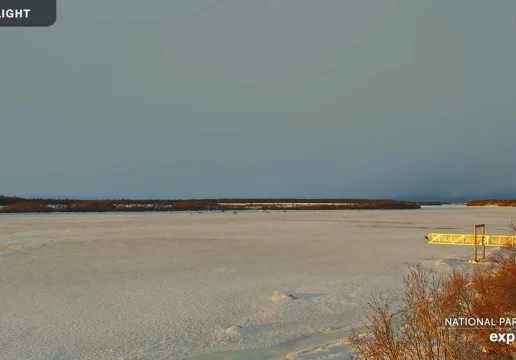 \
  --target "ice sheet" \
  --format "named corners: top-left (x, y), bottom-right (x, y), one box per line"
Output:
top-left (1, 206), bottom-right (514, 359)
